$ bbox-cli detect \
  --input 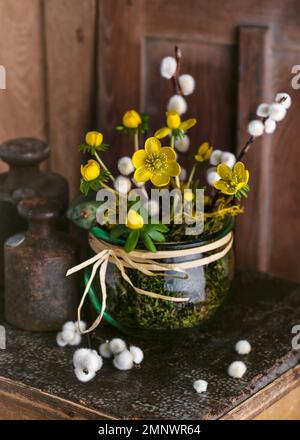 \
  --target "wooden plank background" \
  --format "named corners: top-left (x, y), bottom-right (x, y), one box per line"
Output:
top-left (0, 0), bottom-right (299, 282)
